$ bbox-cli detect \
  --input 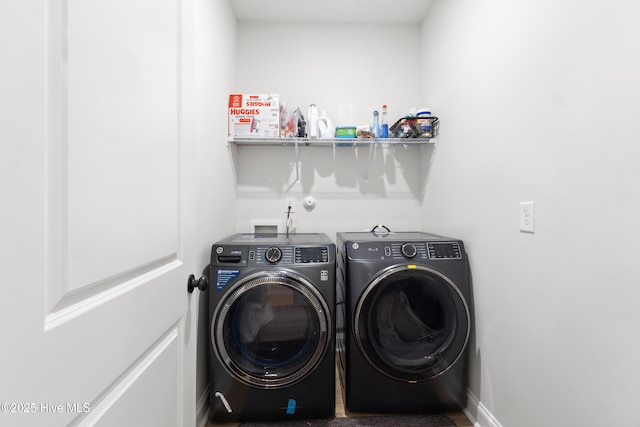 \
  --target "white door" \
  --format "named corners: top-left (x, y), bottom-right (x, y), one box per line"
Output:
top-left (1, 1), bottom-right (199, 426)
